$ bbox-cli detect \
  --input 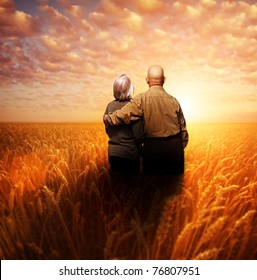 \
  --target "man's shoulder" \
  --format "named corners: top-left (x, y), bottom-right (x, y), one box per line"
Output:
top-left (149, 87), bottom-right (181, 104)
top-left (160, 88), bottom-right (179, 101)
top-left (131, 92), bottom-right (146, 102)
top-left (134, 90), bottom-right (149, 99)
top-left (147, 86), bottom-right (173, 97)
